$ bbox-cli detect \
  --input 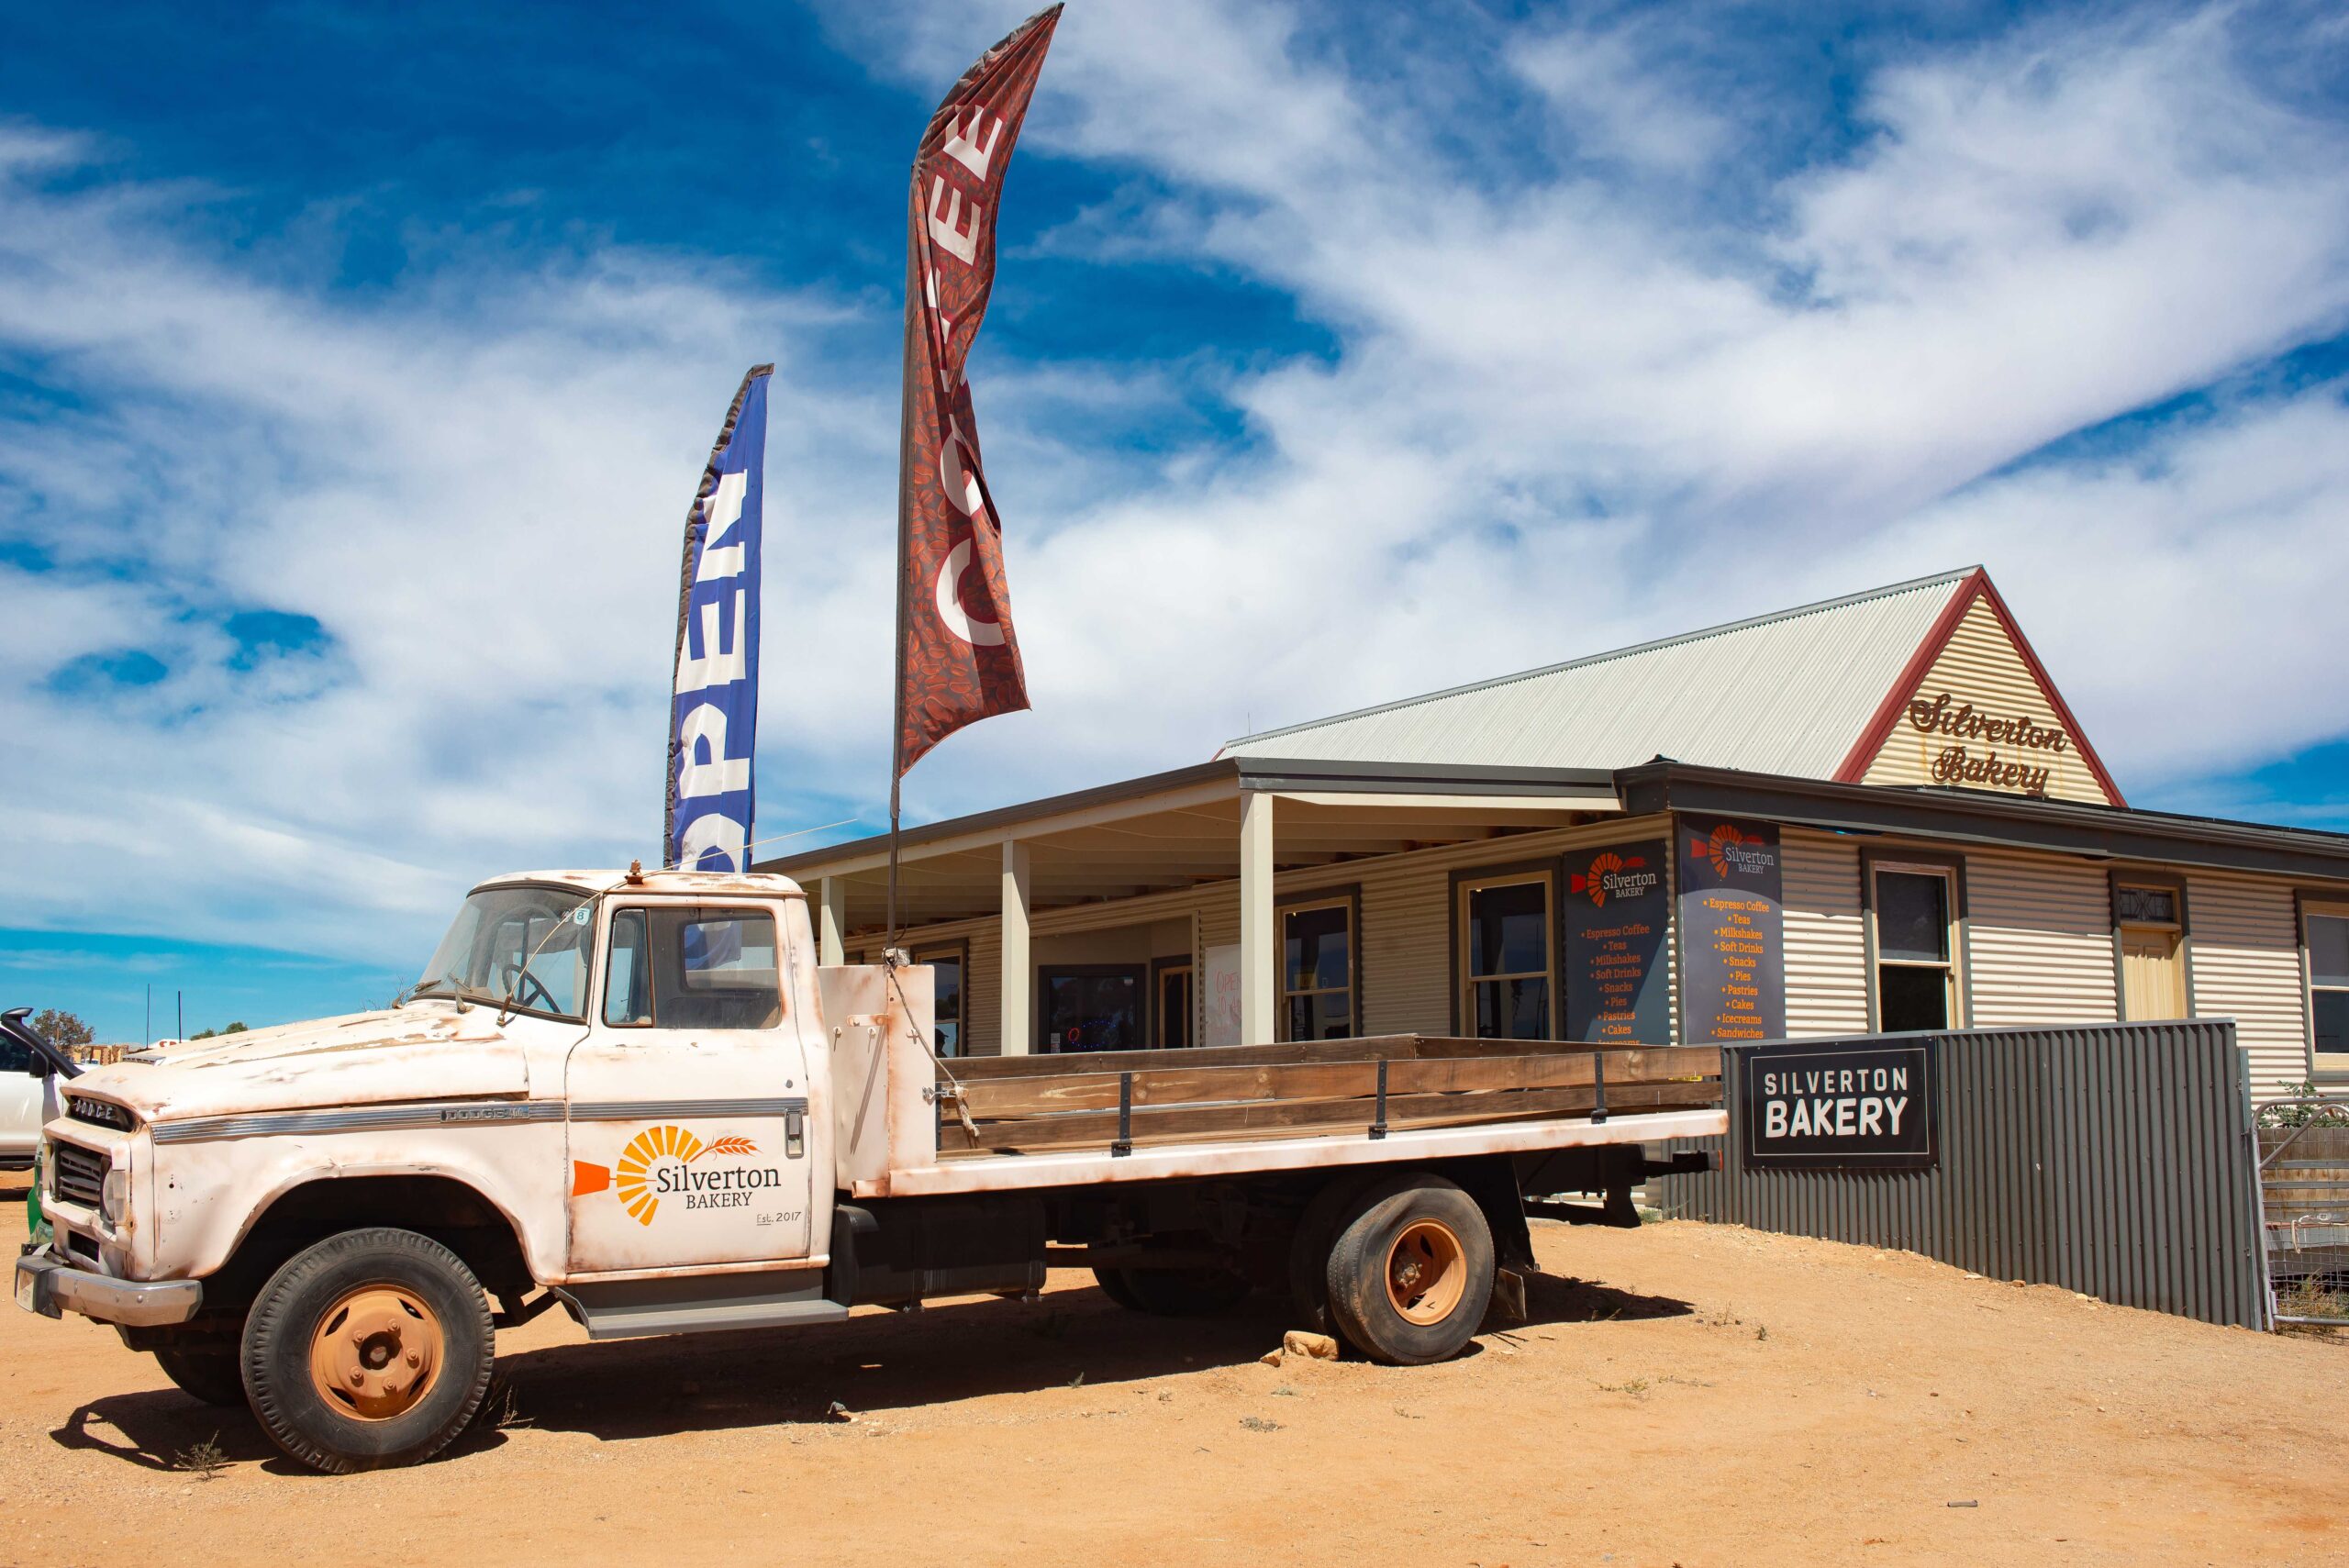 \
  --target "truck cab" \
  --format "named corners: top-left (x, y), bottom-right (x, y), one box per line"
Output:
top-left (17, 868), bottom-right (841, 1466)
